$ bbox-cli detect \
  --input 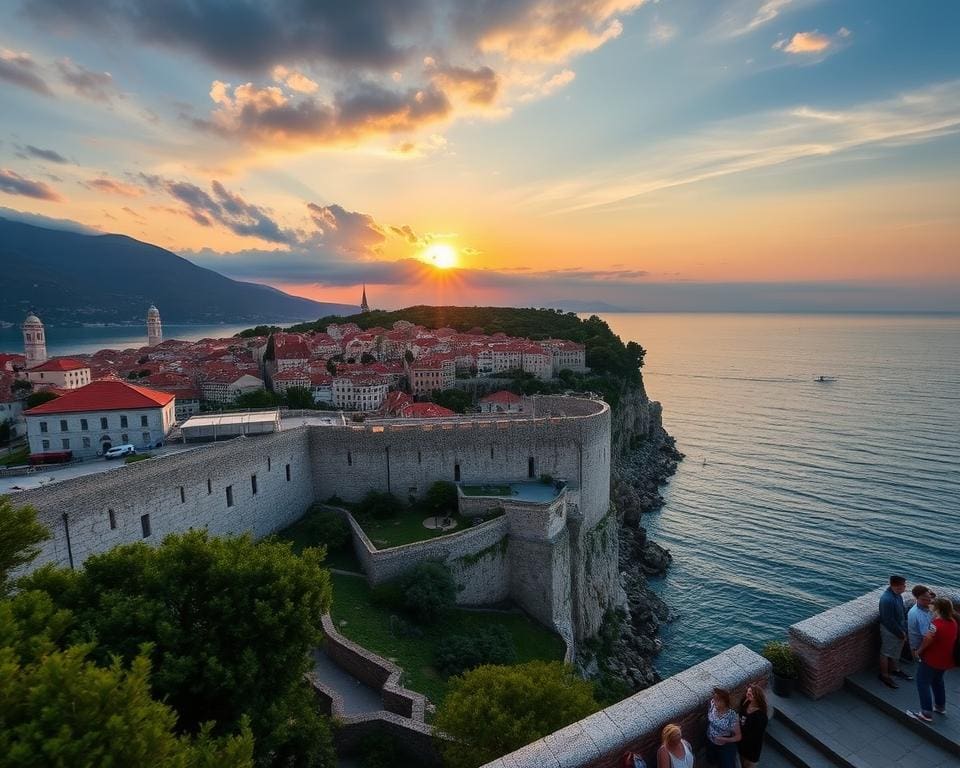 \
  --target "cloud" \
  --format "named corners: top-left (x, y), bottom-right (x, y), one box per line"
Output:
top-left (518, 68), bottom-right (576, 102)
top-left (306, 202), bottom-right (386, 256)
top-left (425, 59), bottom-right (500, 106)
top-left (82, 177), bottom-right (144, 196)
top-left (0, 169), bottom-right (62, 200)
top-left (732, 0), bottom-right (794, 36)
top-left (56, 58), bottom-right (118, 101)
top-left (774, 30), bottom-right (829, 54)
top-left (649, 20), bottom-right (678, 44)
top-left (511, 80), bottom-right (960, 213)
top-left (272, 65), bottom-right (319, 94)
top-left (0, 48), bottom-right (52, 96)
top-left (17, 145), bottom-right (69, 163)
